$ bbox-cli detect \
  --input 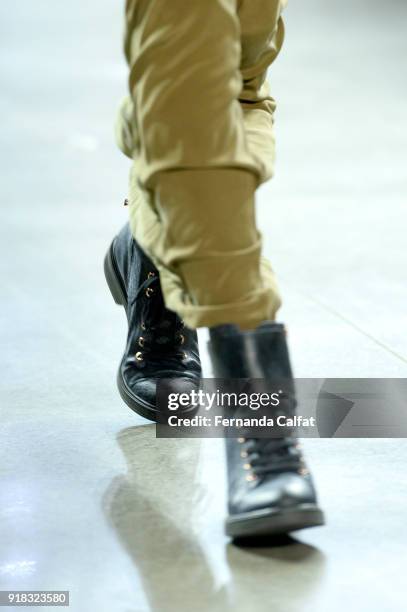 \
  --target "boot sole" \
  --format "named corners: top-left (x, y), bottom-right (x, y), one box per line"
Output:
top-left (226, 504), bottom-right (325, 539)
top-left (104, 241), bottom-right (161, 422)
